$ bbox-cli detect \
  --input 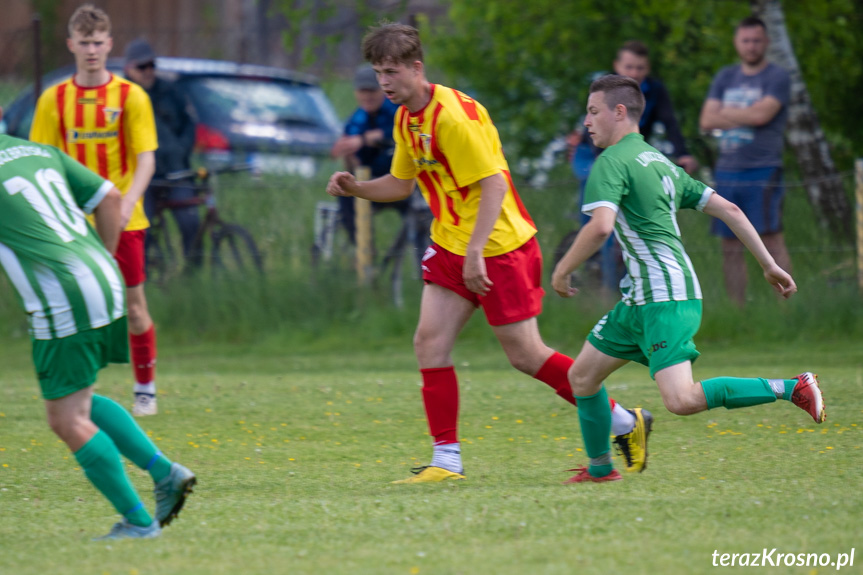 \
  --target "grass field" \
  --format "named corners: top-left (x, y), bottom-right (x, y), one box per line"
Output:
top-left (0, 334), bottom-right (860, 575)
